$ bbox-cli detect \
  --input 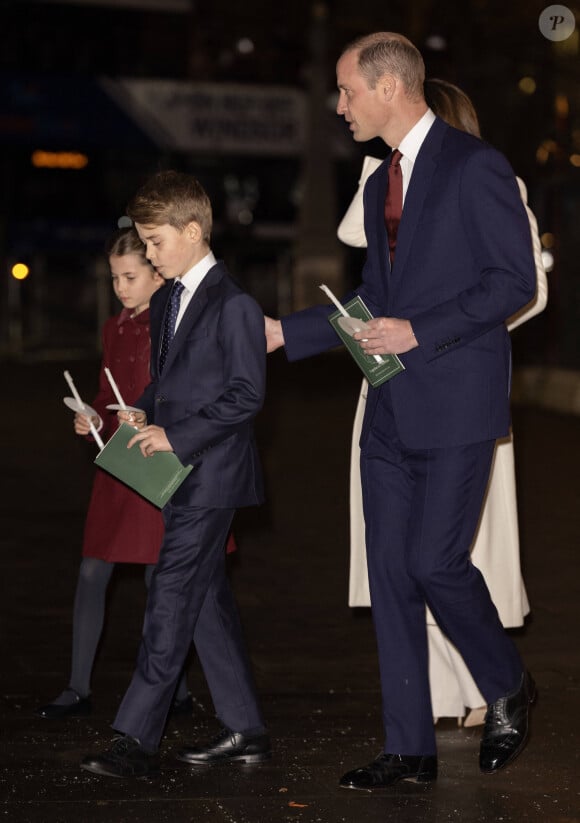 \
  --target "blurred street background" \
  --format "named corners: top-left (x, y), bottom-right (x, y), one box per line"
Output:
top-left (0, 0), bottom-right (579, 381)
